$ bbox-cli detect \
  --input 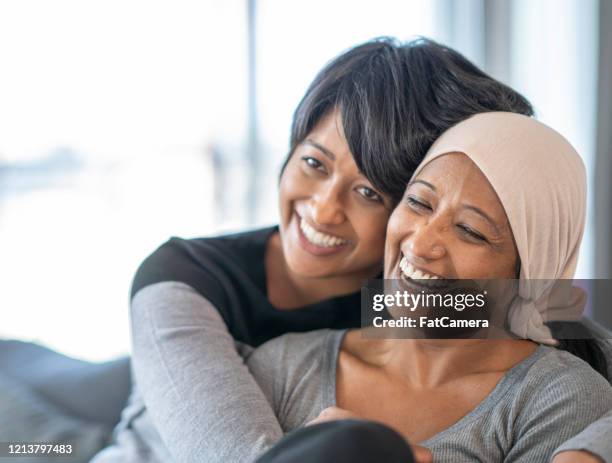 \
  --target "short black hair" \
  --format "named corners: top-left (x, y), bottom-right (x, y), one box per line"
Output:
top-left (281, 36), bottom-right (534, 204)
